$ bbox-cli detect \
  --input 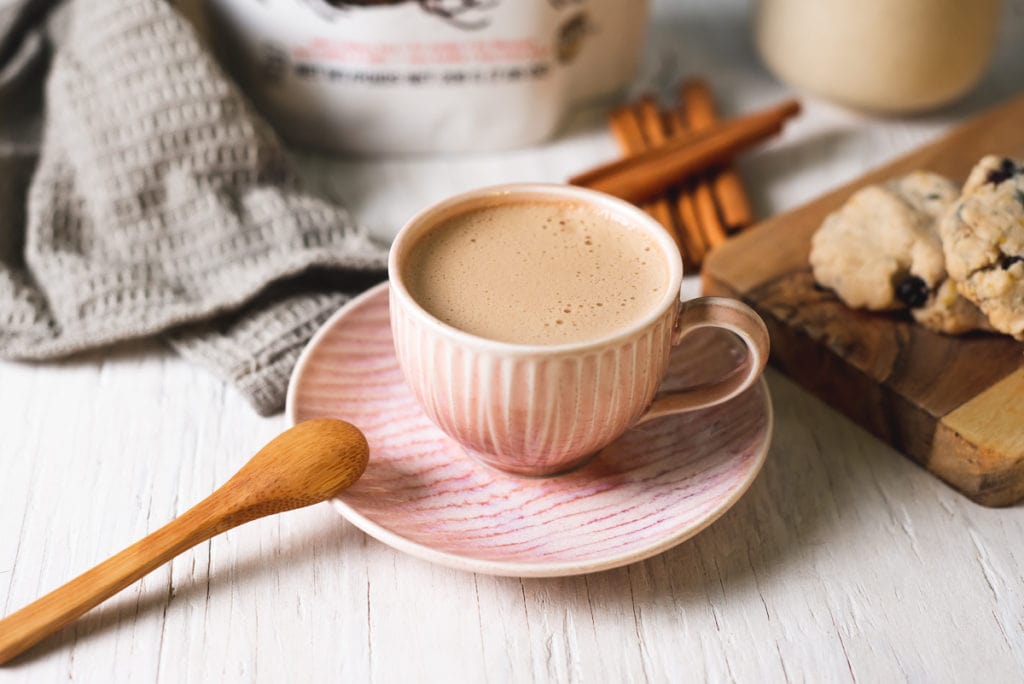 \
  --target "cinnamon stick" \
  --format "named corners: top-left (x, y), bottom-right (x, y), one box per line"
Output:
top-left (640, 101), bottom-right (706, 269)
top-left (570, 99), bottom-right (801, 205)
top-left (608, 102), bottom-right (688, 264)
top-left (608, 106), bottom-right (646, 153)
top-left (680, 79), bottom-right (754, 232)
top-left (668, 110), bottom-right (727, 249)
